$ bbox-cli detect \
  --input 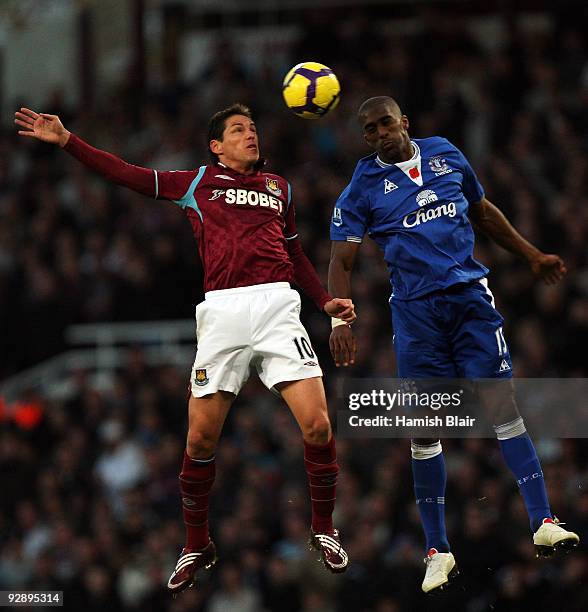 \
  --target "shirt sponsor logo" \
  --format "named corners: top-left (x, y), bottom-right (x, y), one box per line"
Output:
top-left (332, 207), bottom-right (342, 227)
top-left (266, 177), bottom-right (282, 197)
top-left (384, 179), bottom-right (398, 194)
top-left (429, 156), bottom-right (452, 176)
top-left (209, 189), bottom-right (226, 201)
top-left (416, 189), bottom-right (438, 207)
top-left (225, 188), bottom-right (283, 213)
top-left (402, 201), bottom-right (456, 228)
